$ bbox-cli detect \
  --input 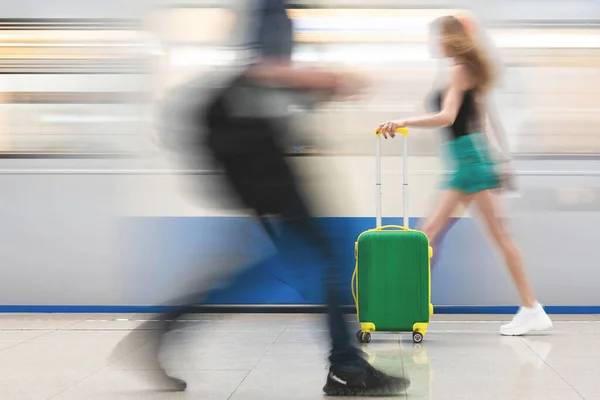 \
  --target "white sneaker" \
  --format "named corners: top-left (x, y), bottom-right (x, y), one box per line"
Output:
top-left (500, 303), bottom-right (553, 336)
